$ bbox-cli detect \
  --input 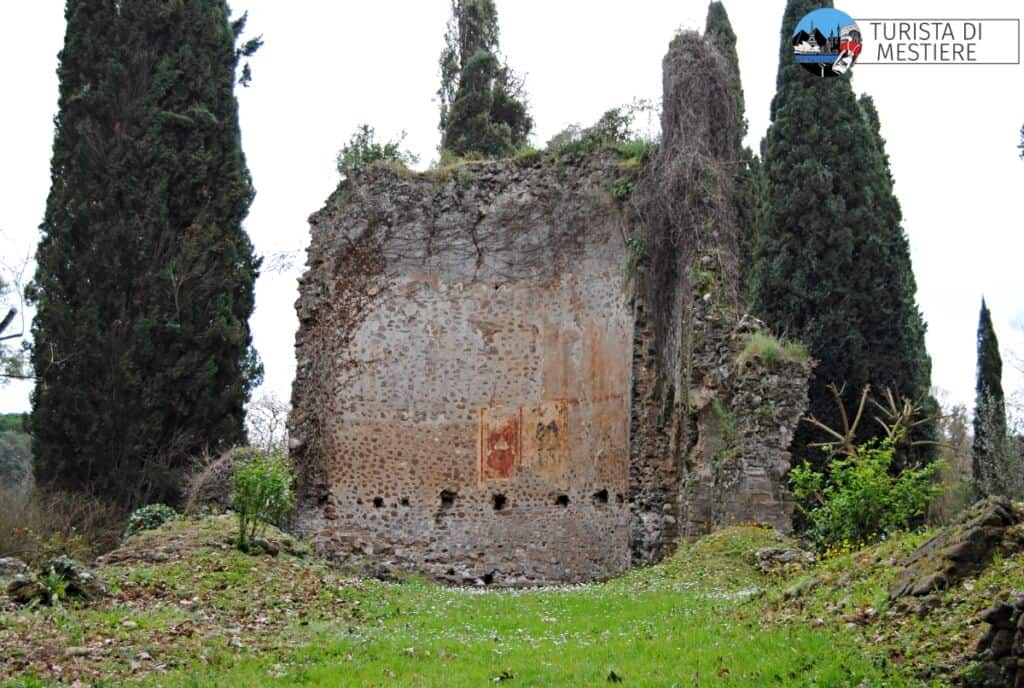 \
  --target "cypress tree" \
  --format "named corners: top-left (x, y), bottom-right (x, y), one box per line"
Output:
top-left (438, 0), bottom-right (532, 158)
top-left (752, 0), bottom-right (935, 469)
top-left (704, 2), bottom-right (743, 136)
top-left (29, 0), bottom-right (262, 507)
top-left (973, 298), bottom-right (1012, 497)
top-left (704, 2), bottom-right (767, 302)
